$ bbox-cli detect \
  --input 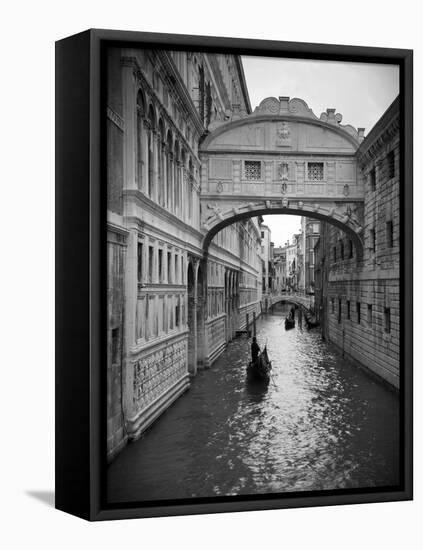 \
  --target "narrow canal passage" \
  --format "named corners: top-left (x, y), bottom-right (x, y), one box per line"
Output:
top-left (107, 305), bottom-right (400, 503)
